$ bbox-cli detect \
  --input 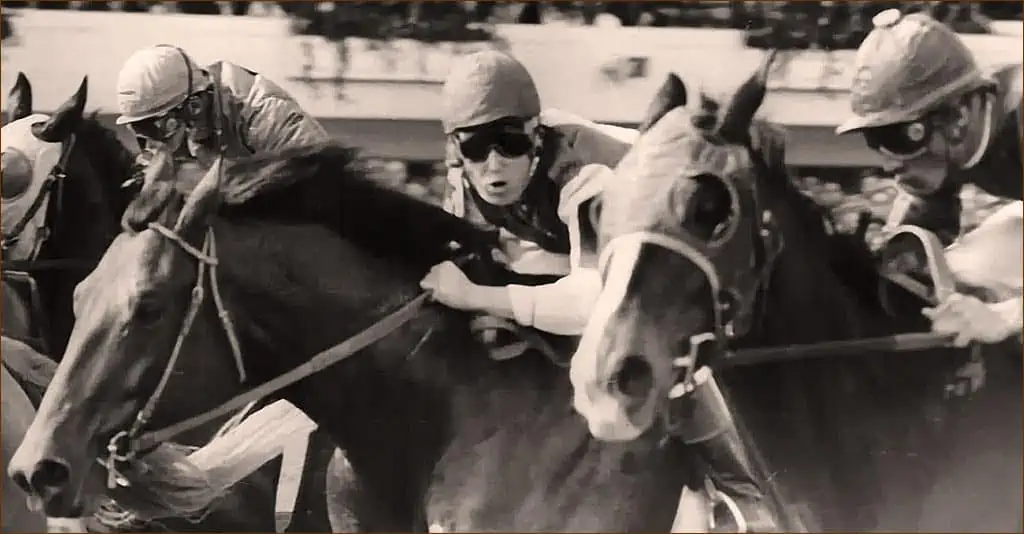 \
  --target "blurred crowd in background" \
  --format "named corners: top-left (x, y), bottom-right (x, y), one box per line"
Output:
top-left (2, 1), bottom-right (1014, 238)
top-left (3, 1), bottom-right (1018, 50)
top-left (5, 2), bottom-right (1020, 29)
